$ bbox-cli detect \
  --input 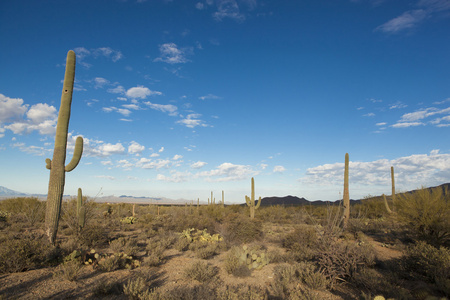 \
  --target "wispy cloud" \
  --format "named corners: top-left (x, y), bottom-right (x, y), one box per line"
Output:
top-left (198, 162), bottom-right (258, 182)
top-left (376, 0), bottom-right (450, 33)
top-left (73, 47), bottom-right (123, 68)
top-left (191, 161), bottom-right (207, 169)
top-left (144, 101), bottom-right (178, 116)
top-left (154, 43), bottom-right (193, 64)
top-left (273, 165), bottom-right (286, 173)
top-left (199, 94), bottom-right (222, 100)
top-left (391, 106), bottom-right (450, 127)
